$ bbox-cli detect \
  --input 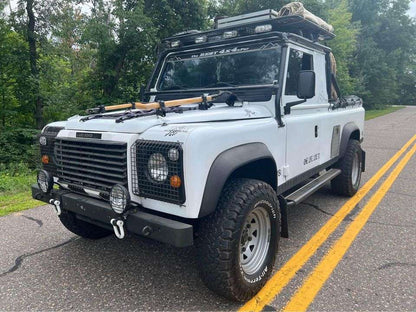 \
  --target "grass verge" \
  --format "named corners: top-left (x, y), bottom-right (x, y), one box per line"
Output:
top-left (365, 106), bottom-right (404, 120)
top-left (0, 192), bottom-right (40, 217)
top-left (0, 170), bottom-right (39, 217)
